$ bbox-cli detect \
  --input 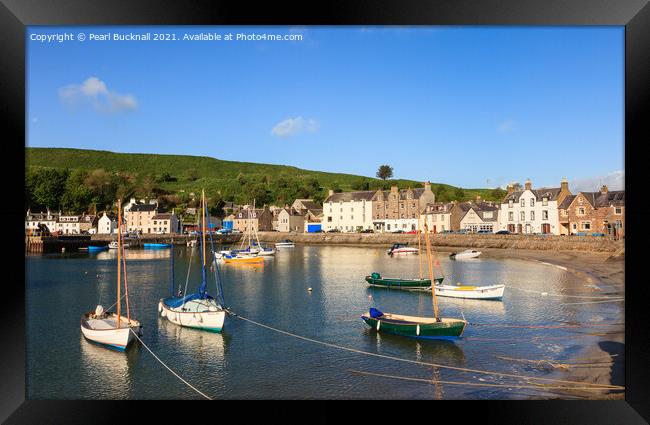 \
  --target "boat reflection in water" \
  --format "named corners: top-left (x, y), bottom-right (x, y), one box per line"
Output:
top-left (79, 335), bottom-right (139, 399)
top-left (157, 317), bottom-right (228, 369)
top-left (368, 329), bottom-right (467, 365)
top-left (94, 248), bottom-right (171, 261)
